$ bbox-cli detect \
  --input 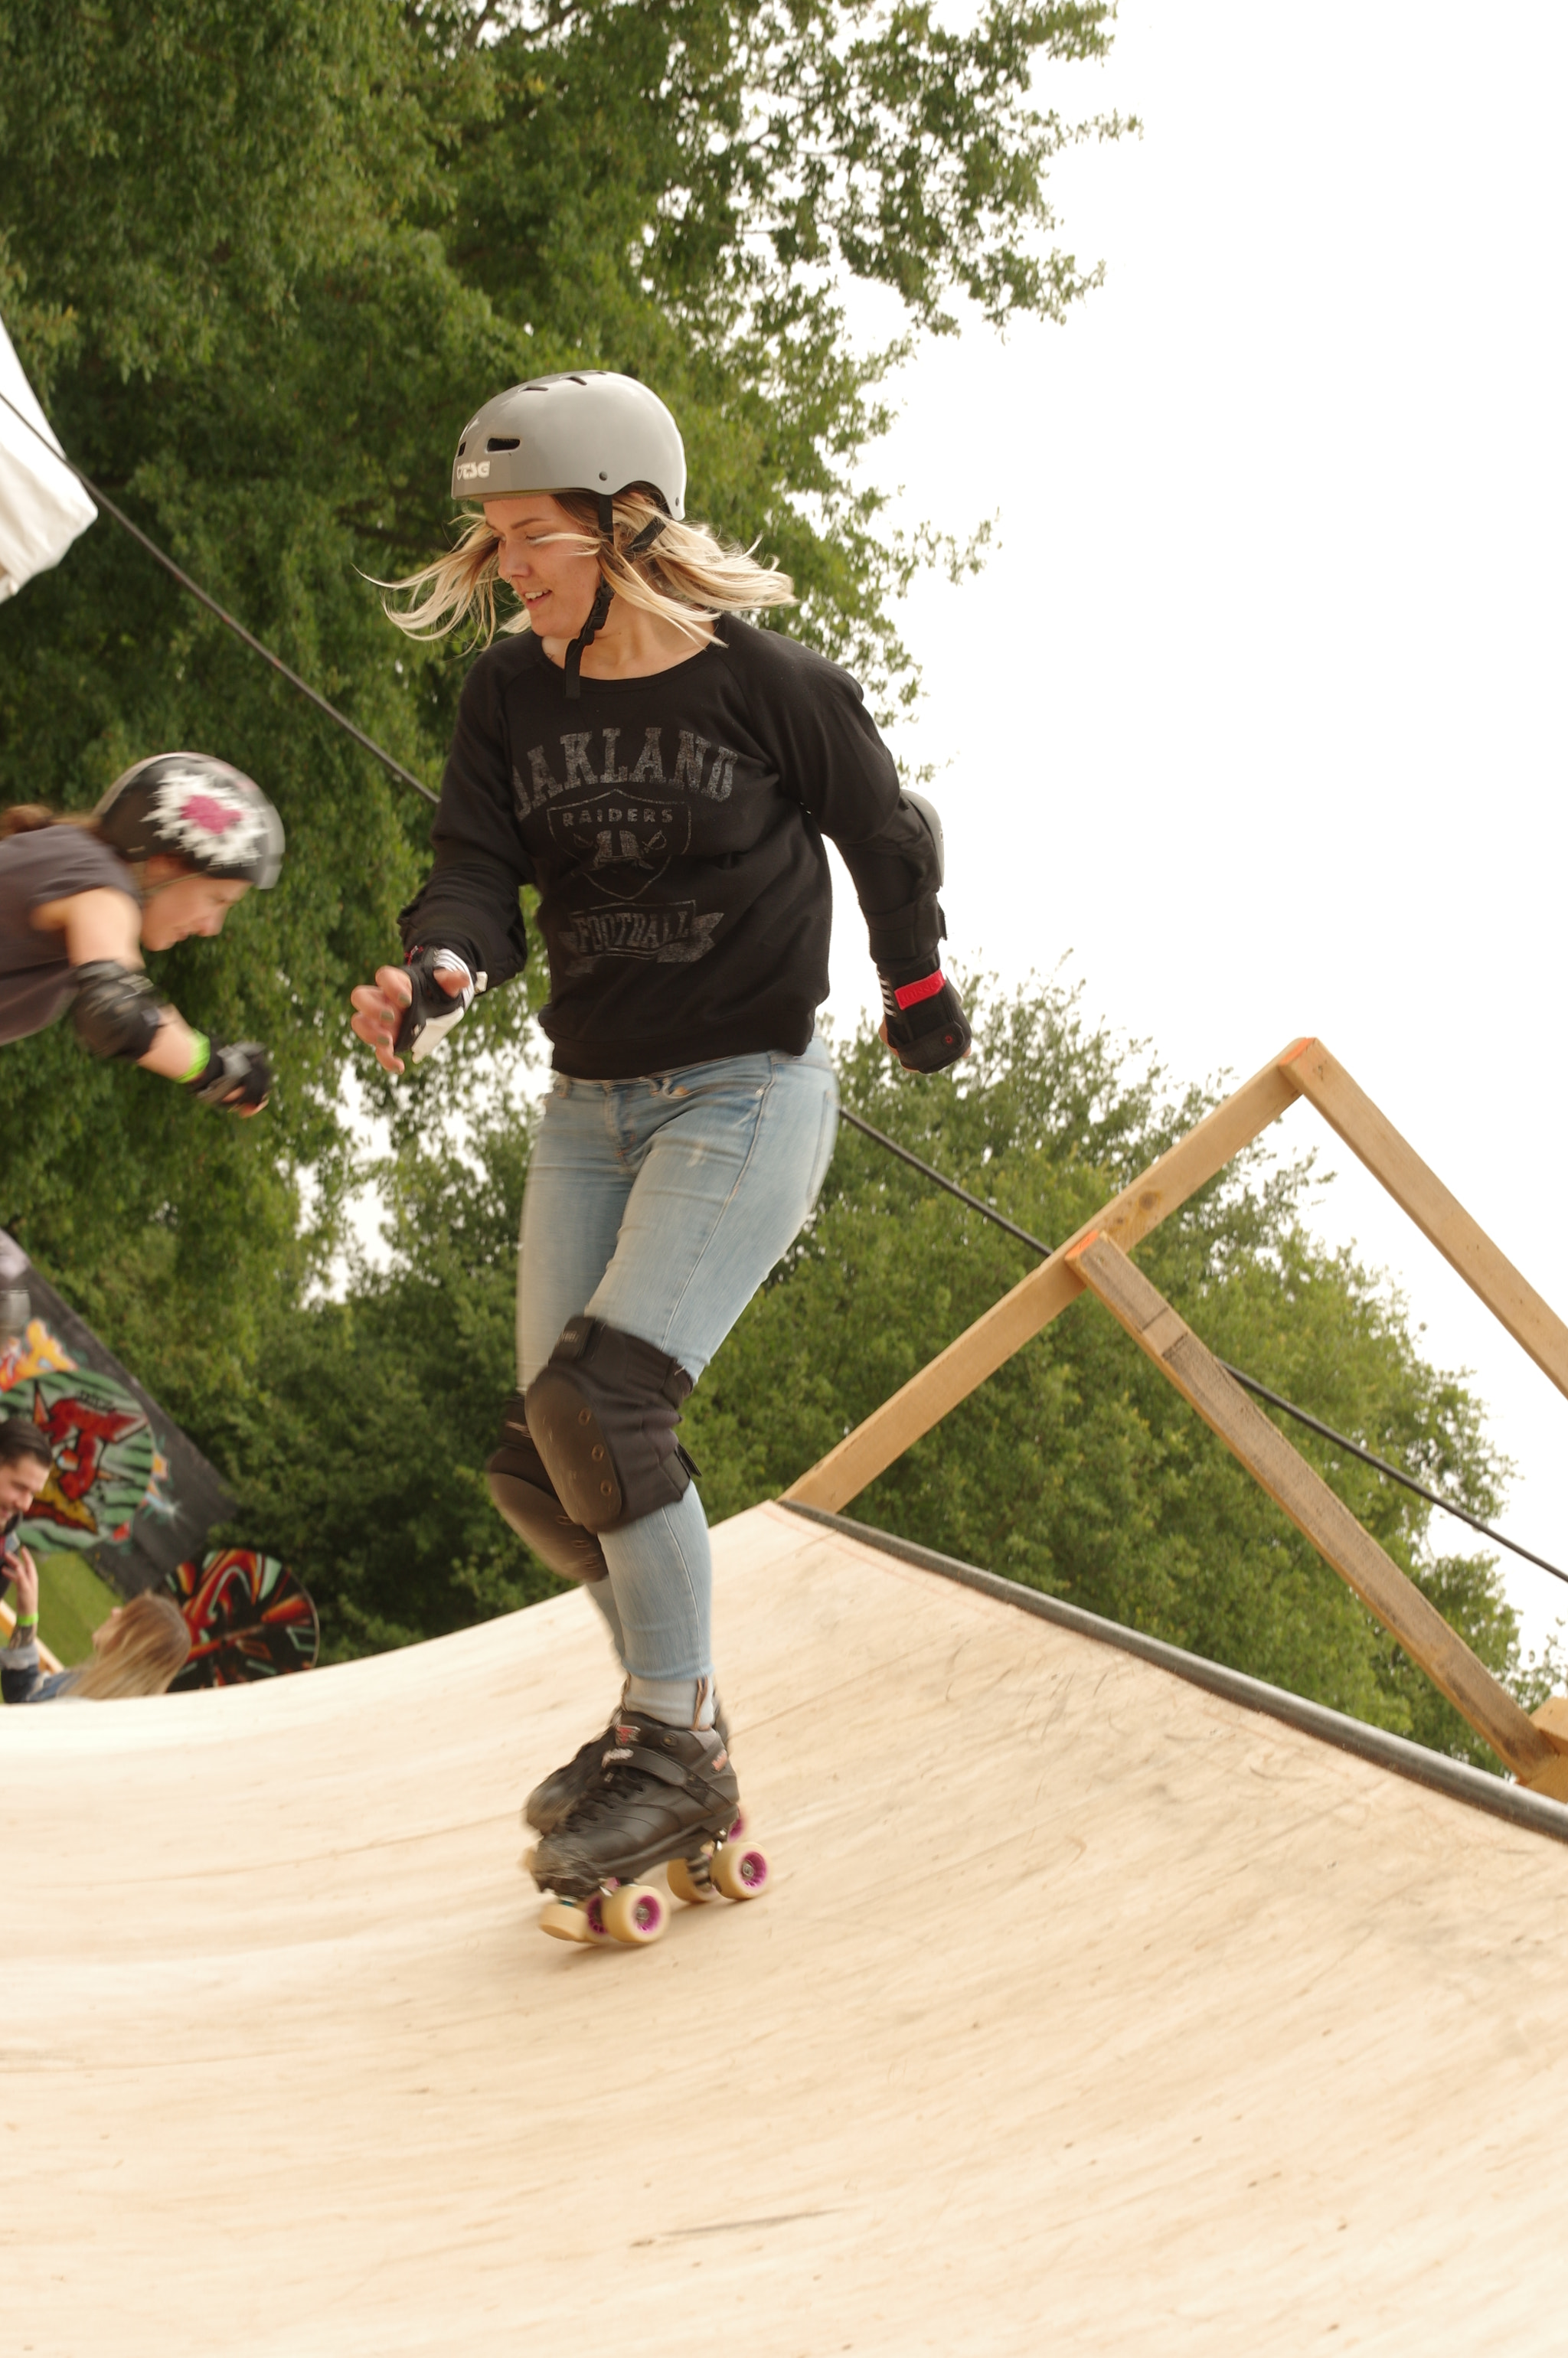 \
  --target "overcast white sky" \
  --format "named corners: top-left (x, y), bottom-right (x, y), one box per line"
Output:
top-left (828, 0), bottom-right (1568, 1652)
